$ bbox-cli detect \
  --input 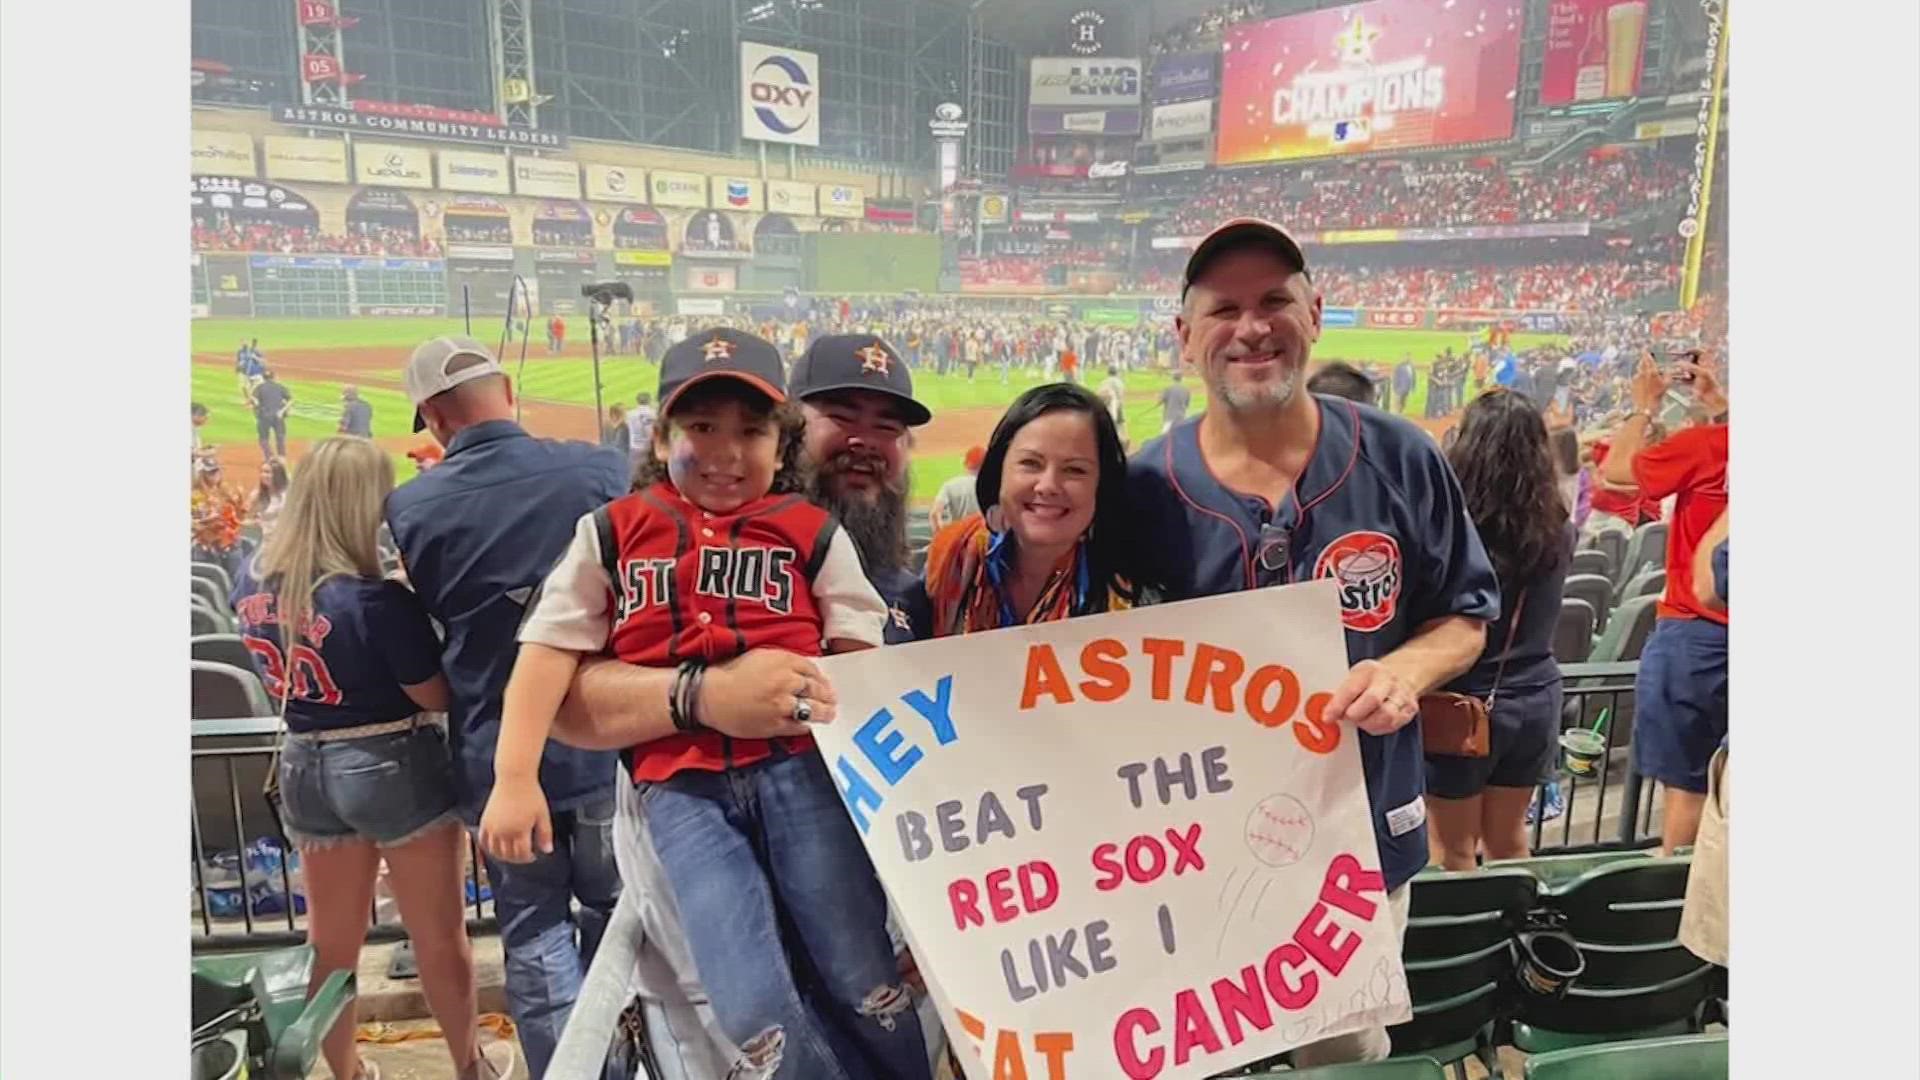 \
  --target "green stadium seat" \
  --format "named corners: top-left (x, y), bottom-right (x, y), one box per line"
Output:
top-left (1569, 550), bottom-right (1612, 580)
top-left (1587, 530), bottom-right (1628, 583)
top-left (192, 634), bottom-right (259, 675)
top-left (1559, 574), bottom-right (1615, 634)
top-left (1619, 569), bottom-right (1665, 602)
top-left (192, 560), bottom-right (235, 600)
top-left (1553, 599), bottom-right (1595, 663)
top-left (1482, 850), bottom-right (1650, 891)
top-left (1616, 522), bottom-right (1666, 587)
top-left (192, 575), bottom-right (230, 613)
top-left (192, 603), bottom-right (230, 638)
top-left (1588, 594), bottom-right (1658, 664)
top-left (1384, 868), bottom-right (1537, 1077)
top-left (192, 945), bottom-right (357, 1079)
top-left (1521, 1033), bottom-right (1728, 1080)
top-left (1512, 857), bottom-right (1712, 1049)
top-left (1277, 1058), bottom-right (1451, 1079)
top-left (1386, 982), bottom-right (1503, 1080)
